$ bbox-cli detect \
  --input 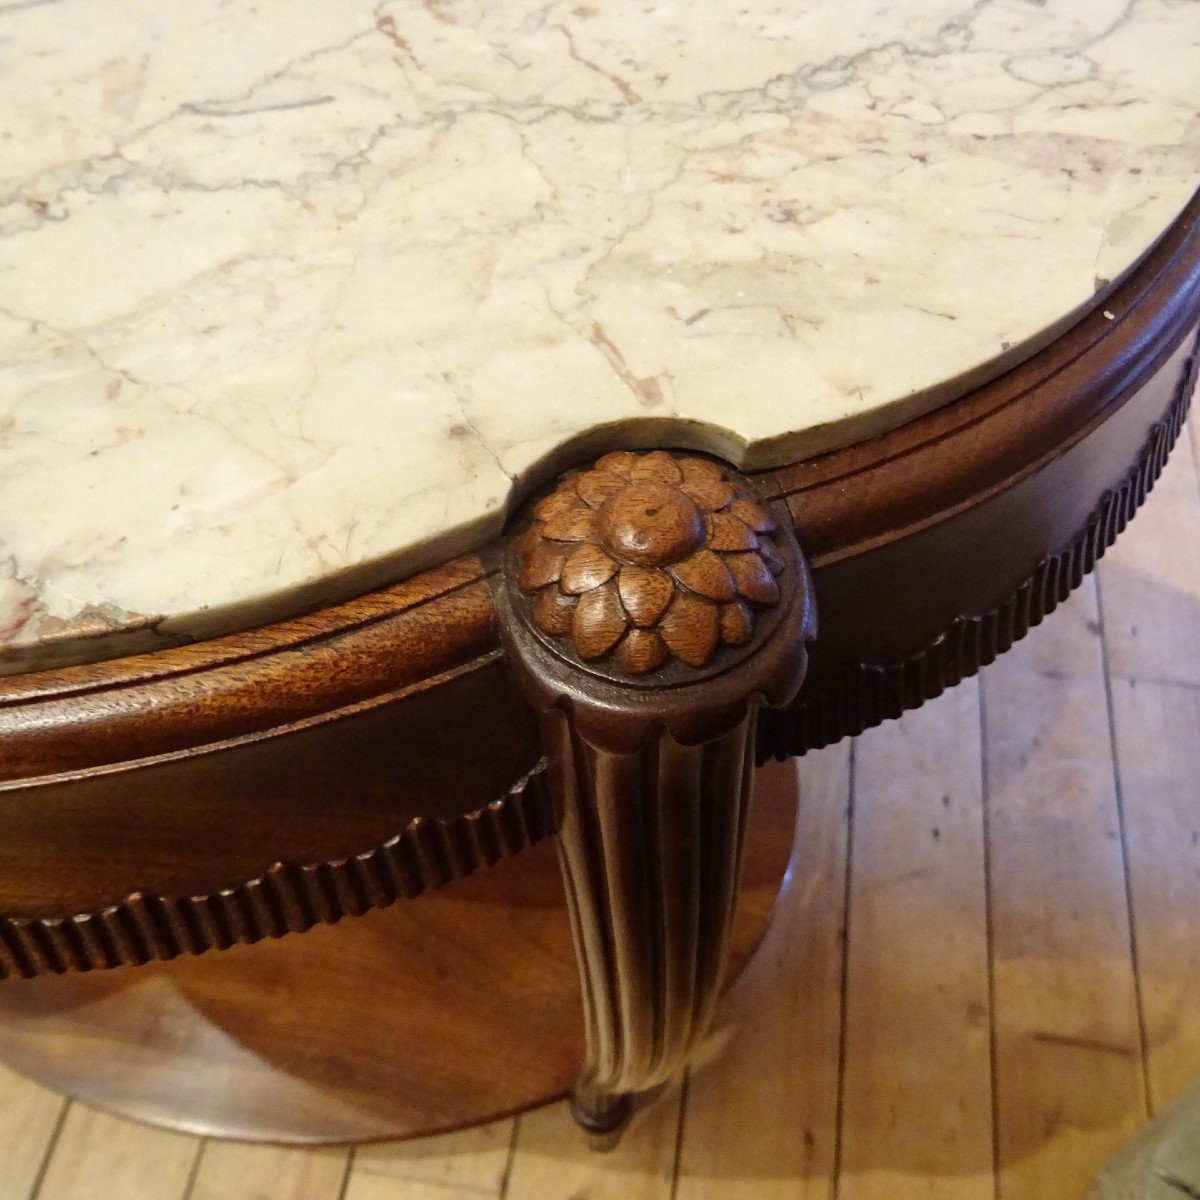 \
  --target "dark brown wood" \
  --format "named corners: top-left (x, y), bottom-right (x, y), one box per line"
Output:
top-left (762, 326), bottom-right (1200, 755)
top-left (0, 759), bottom-right (798, 1144)
top-left (493, 450), bottom-right (817, 1129)
top-left (0, 767), bottom-right (552, 979)
top-left (0, 196), bottom-right (1194, 944)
